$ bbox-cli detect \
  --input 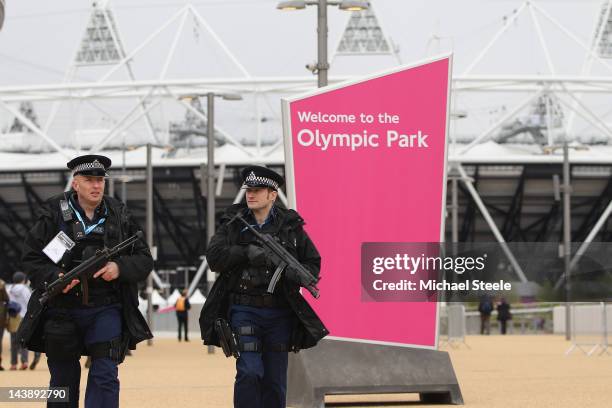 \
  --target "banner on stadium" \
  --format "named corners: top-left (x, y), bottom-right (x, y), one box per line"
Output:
top-left (282, 54), bottom-right (452, 348)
